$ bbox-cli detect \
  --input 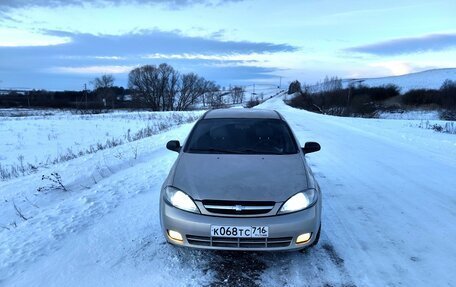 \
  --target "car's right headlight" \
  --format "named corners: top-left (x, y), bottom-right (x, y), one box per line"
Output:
top-left (278, 189), bottom-right (317, 214)
top-left (164, 186), bottom-right (200, 214)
